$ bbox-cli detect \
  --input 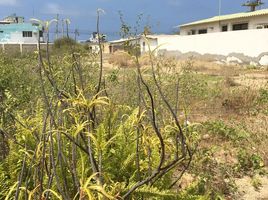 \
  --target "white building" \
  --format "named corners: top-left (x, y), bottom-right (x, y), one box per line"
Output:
top-left (0, 14), bottom-right (44, 44)
top-left (179, 8), bottom-right (268, 35)
top-left (109, 36), bottom-right (157, 55)
top-left (109, 8), bottom-right (268, 65)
